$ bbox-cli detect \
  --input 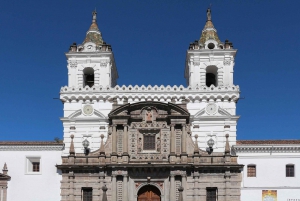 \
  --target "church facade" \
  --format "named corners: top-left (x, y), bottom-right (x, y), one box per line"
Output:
top-left (57, 9), bottom-right (242, 201)
top-left (1, 9), bottom-right (299, 201)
